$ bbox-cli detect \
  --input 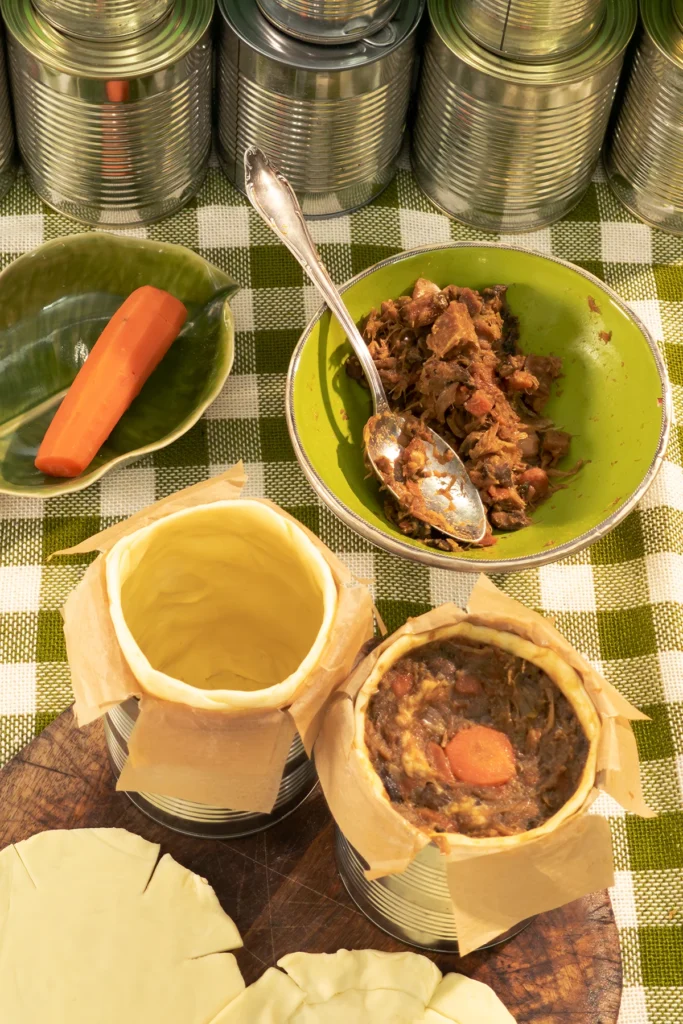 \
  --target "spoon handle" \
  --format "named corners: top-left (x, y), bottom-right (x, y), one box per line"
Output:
top-left (244, 147), bottom-right (390, 416)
